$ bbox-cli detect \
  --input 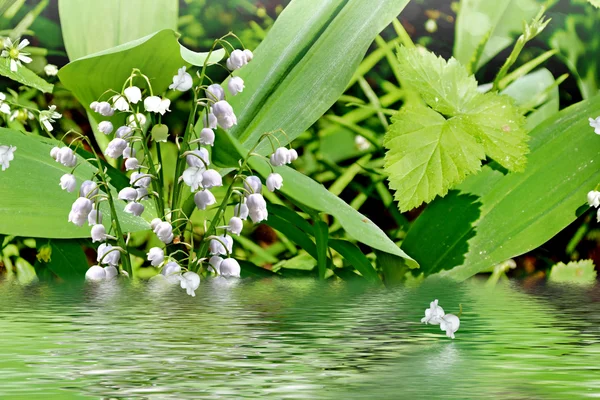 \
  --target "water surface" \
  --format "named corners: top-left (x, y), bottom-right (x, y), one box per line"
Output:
top-left (1, 278), bottom-right (599, 399)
